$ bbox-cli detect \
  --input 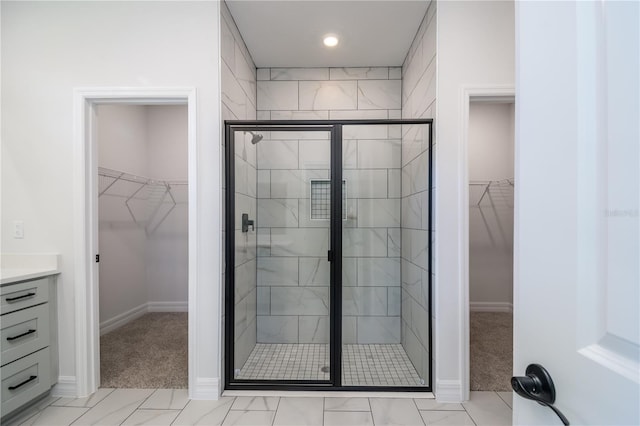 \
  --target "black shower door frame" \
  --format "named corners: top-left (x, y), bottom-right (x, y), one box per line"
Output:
top-left (224, 119), bottom-right (433, 392)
